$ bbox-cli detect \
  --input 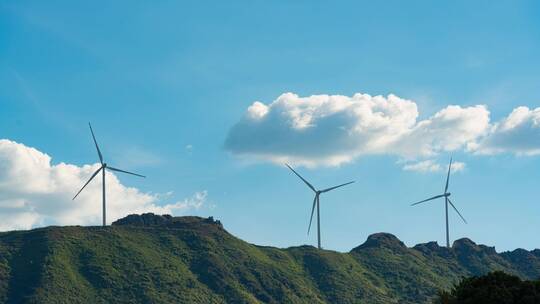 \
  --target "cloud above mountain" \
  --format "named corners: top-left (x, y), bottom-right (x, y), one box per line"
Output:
top-left (402, 160), bottom-right (466, 173)
top-left (0, 139), bottom-right (207, 231)
top-left (473, 106), bottom-right (540, 156)
top-left (225, 92), bottom-right (540, 167)
top-left (225, 93), bottom-right (486, 167)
